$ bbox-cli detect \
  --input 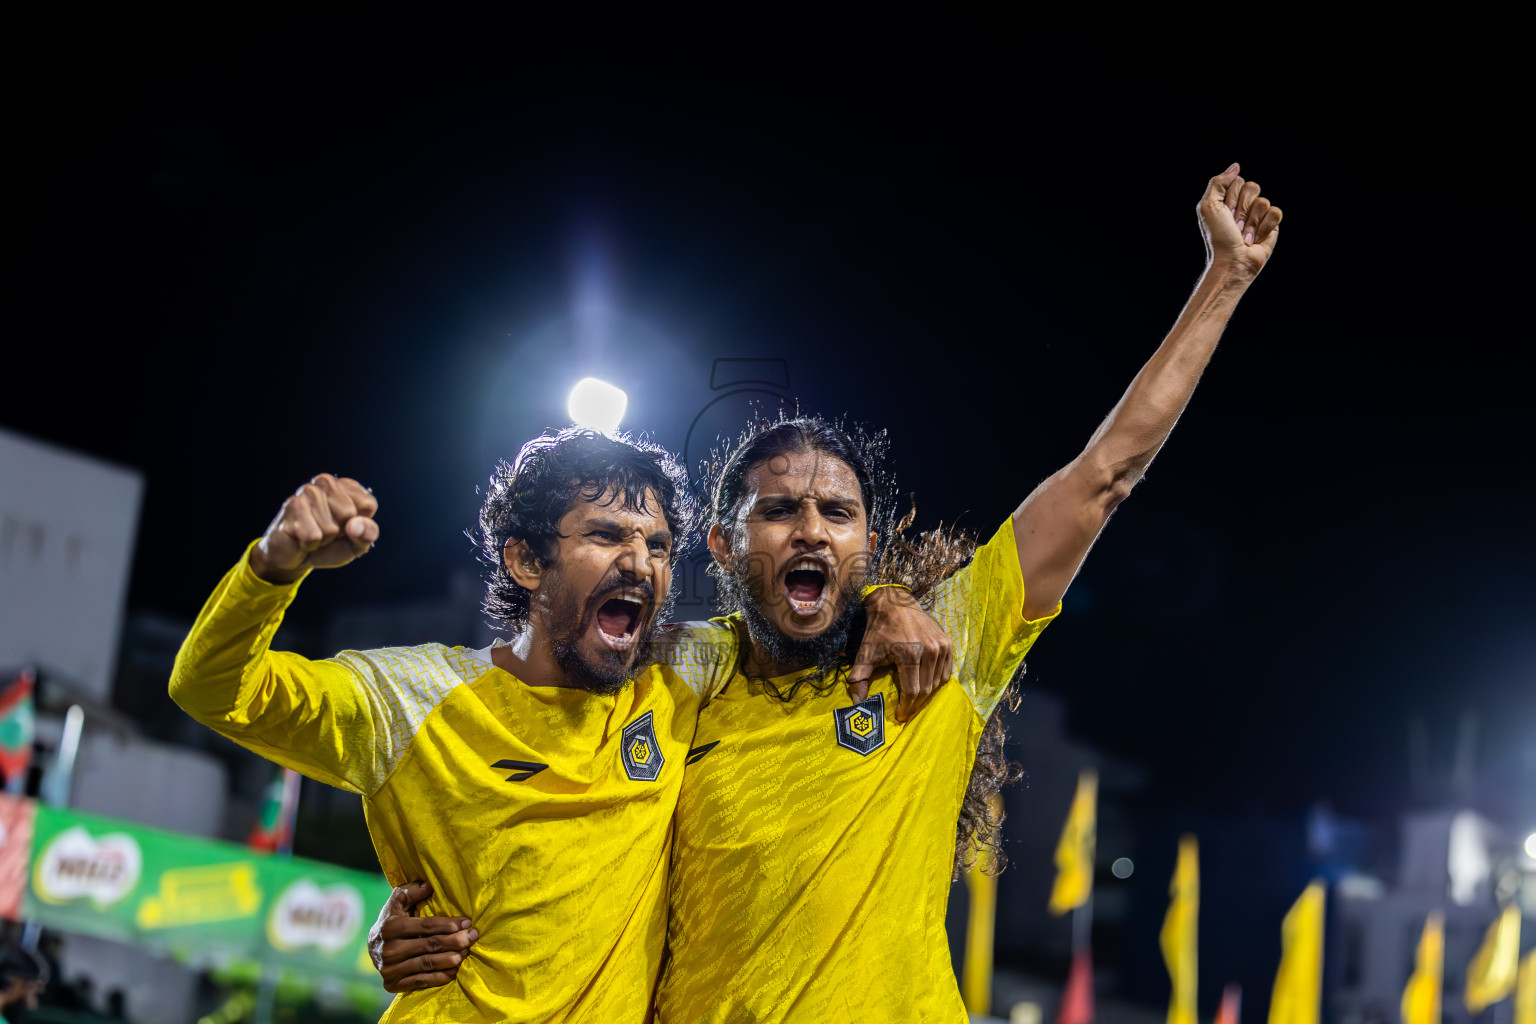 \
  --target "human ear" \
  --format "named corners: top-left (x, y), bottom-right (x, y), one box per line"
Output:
top-left (504, 537), bottom-right (542, 591)
top-left (707, 524), bottom-right (732, 569)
